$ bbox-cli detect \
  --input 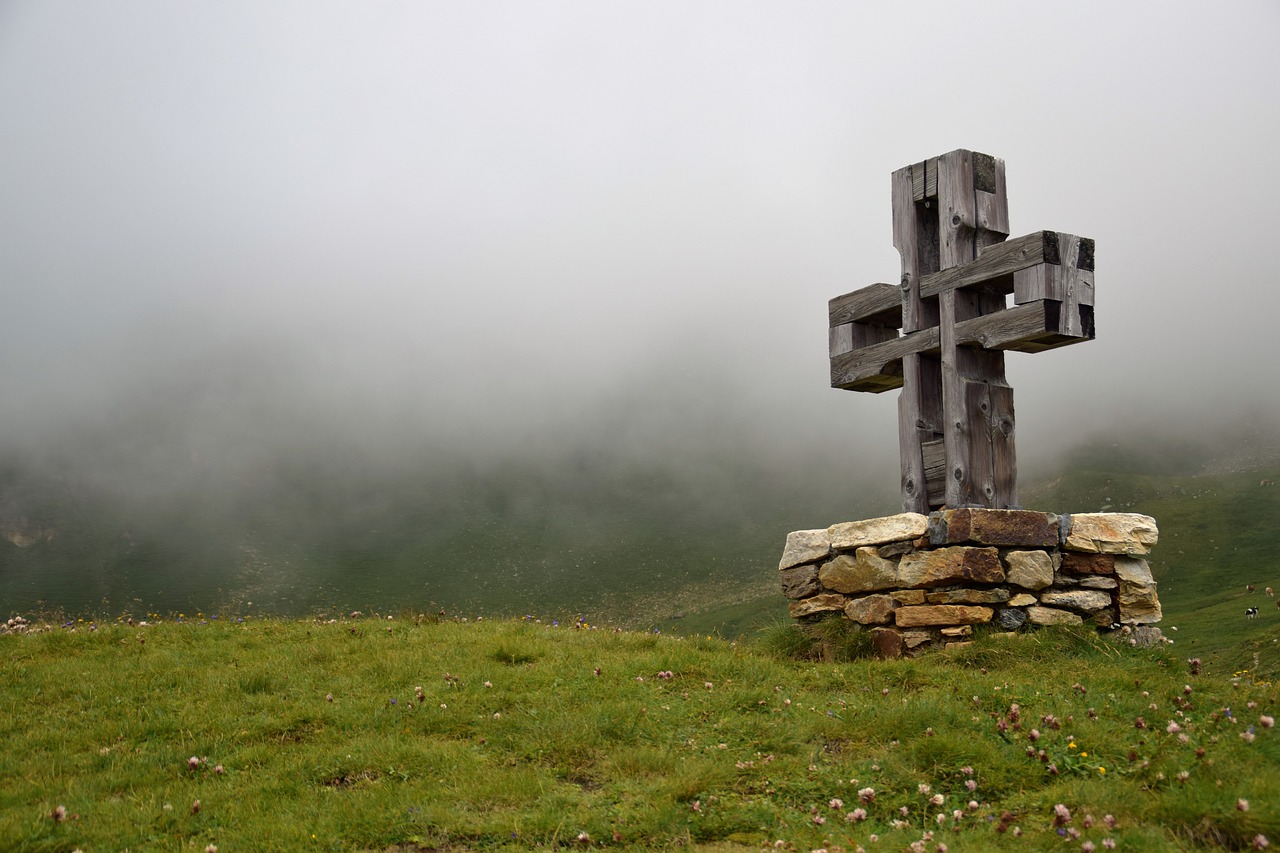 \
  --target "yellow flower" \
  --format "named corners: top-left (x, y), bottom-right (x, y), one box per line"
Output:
top-left (1098, 767), bottom-right (1106, 775)
top-left (1081, 752), bottom-right (1089, 757)
top-left (1068, 742), bottom-right (1077, 749)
